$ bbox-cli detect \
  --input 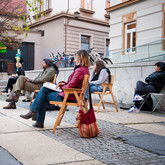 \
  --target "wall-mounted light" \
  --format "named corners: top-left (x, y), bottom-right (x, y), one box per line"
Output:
top-left (35, 27), bottom-right (44, 36)
top-left (74, 11), bottom-right (80, 19)
top-left (38, 30), bottom-right (44, 37)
